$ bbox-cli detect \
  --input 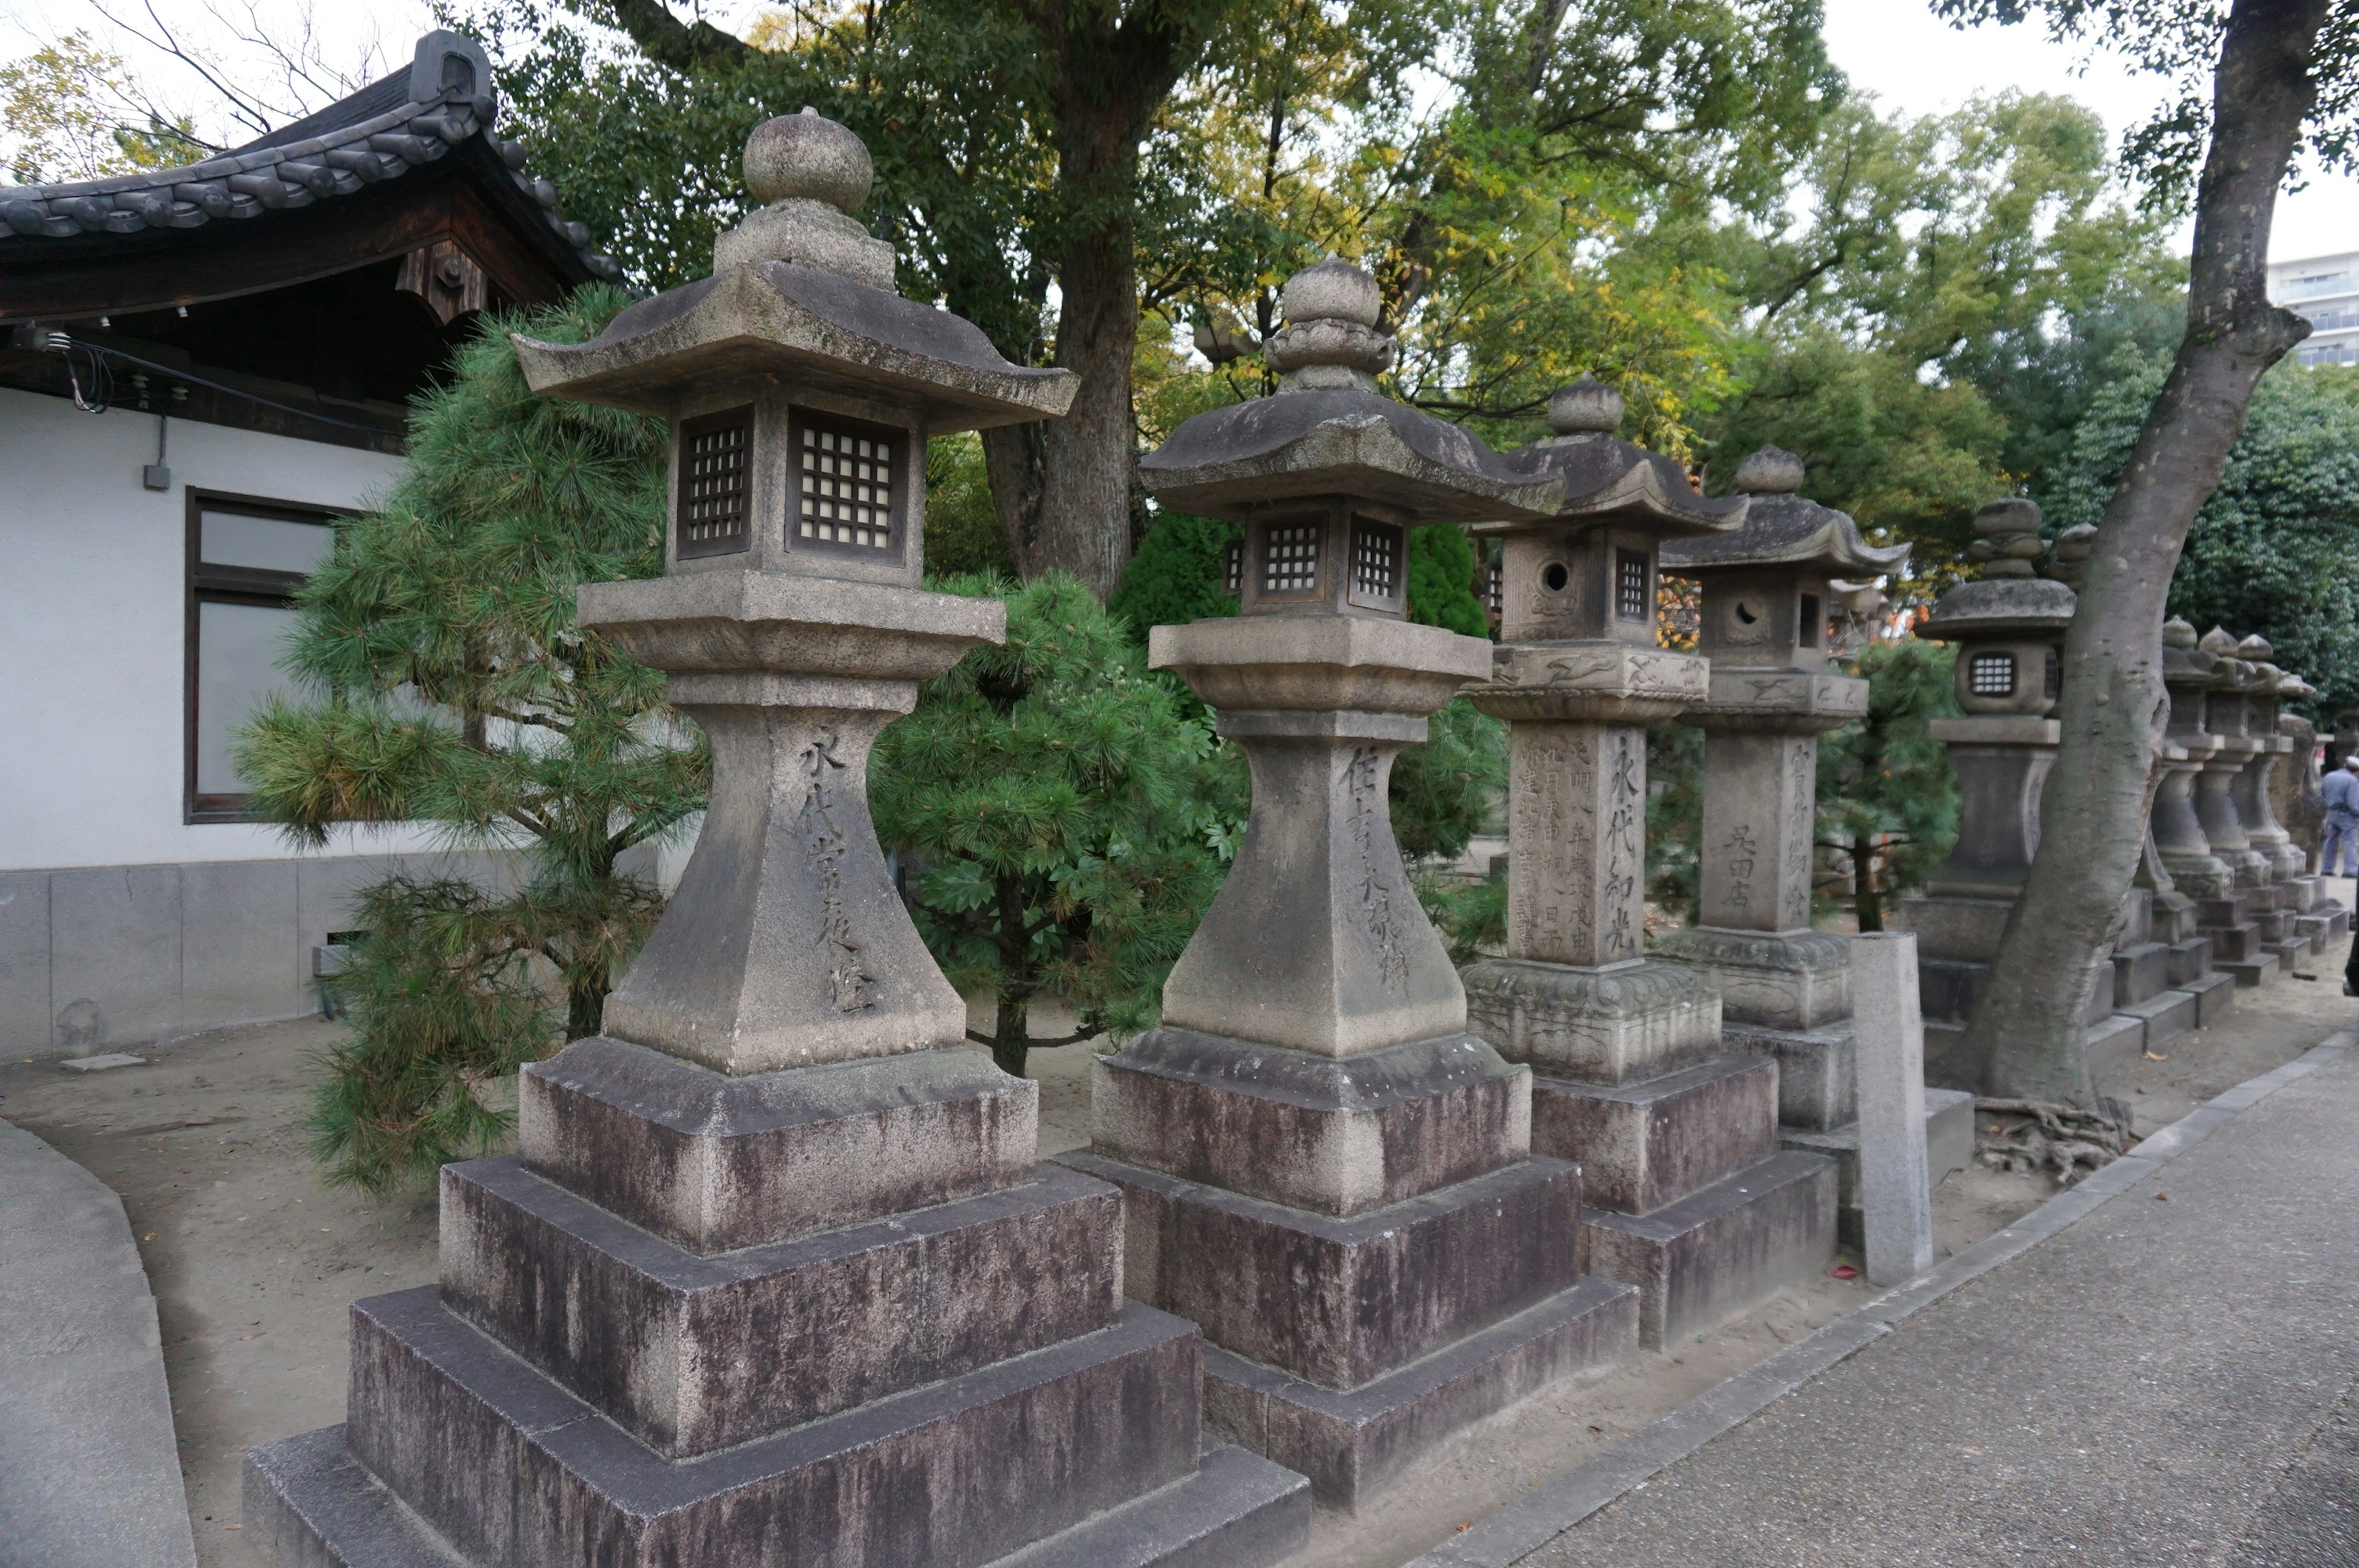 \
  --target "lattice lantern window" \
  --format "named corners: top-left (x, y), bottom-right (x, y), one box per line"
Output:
top-left (792, 412), bottom-right (902, 556)
top-left (1348, 518), bottom-right (1405, 614)
top-left (1262, 523), bottom-right (1321, 596)
top-left (1615, 549), bottom-right (1652, 622)
top-left (677, 407), bottom-right (753, 560)
top-left (1968, 651), bottom-right (2017, 697)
